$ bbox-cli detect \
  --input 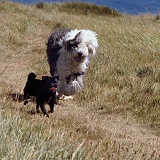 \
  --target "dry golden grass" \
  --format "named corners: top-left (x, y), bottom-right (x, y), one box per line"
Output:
top-left (0, 1), bottom-right (160, 159)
